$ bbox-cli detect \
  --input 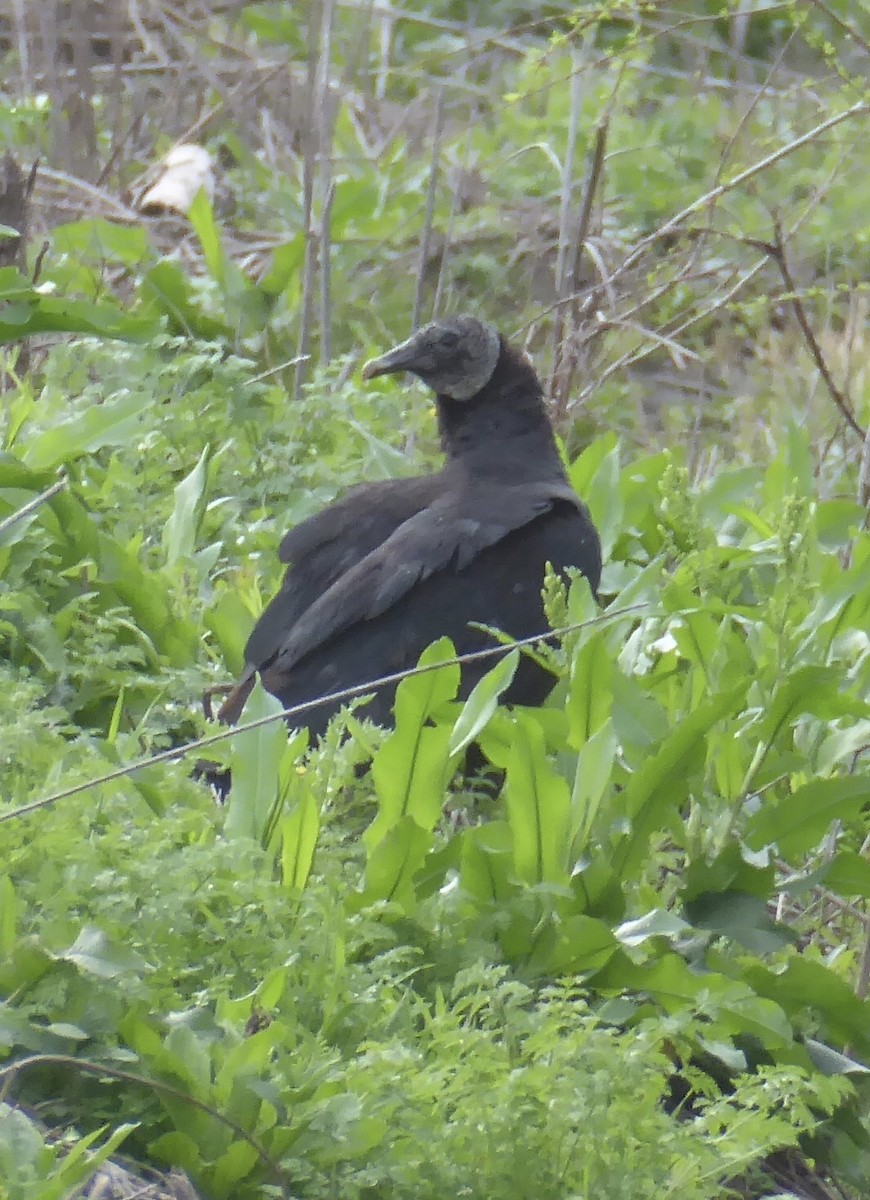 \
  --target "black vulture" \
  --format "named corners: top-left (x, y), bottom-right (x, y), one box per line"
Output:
top-left (218, 315), bottom-right (602, 734)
